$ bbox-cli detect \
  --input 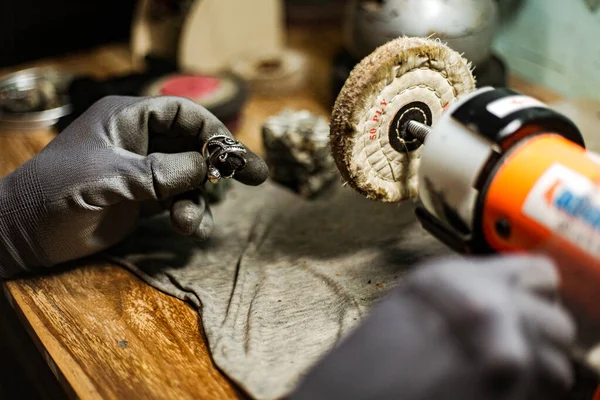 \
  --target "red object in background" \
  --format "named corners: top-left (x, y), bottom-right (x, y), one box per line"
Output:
top-left (145, 73), bottom-right (247, 136)
top-left (159, 75), bottom-right (221, 98)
